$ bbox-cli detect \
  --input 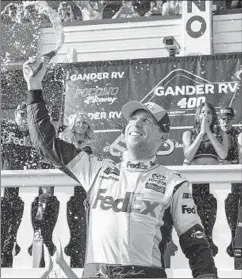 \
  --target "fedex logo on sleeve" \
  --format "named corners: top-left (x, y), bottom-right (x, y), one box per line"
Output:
top-left (92, 189), bottom-right (160, 218)
top-left (182, 204), bottom-right (196, 214)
